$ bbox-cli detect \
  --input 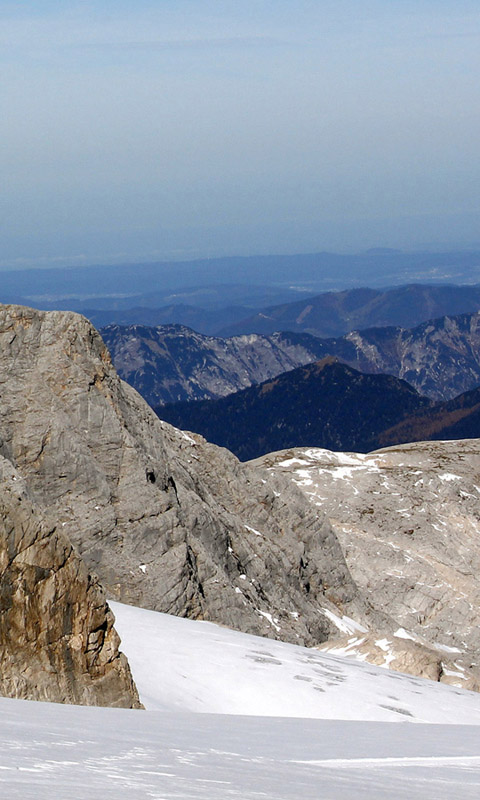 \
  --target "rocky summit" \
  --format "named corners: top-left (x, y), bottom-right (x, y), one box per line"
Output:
top-left (0, 304), bottom-right (383, 656)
